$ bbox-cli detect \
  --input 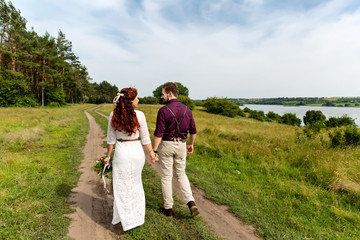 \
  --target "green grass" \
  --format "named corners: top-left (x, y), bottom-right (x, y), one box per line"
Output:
top-left (87, 106), bottom-right (221, 240)
top-left (5, 103), bottom-right (358, 239)
top-left (190, 112), bottom-right (360, 239)
top-left (0, 104), bottom-right (91, 239)
top-left (102, 104), bottom-right (360, 240)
